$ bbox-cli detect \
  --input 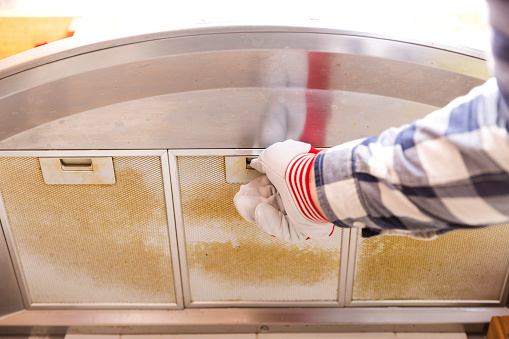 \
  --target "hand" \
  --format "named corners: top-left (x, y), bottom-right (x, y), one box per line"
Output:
top-left (234, 140), bottom-right (334, 242)
top-left (234, 175), bottom-right (309, 241)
